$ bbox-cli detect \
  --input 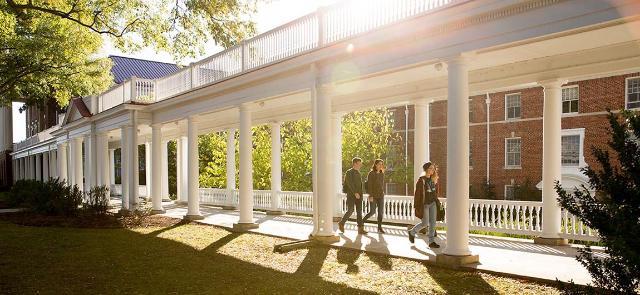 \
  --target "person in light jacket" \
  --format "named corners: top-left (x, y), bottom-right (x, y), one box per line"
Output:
top-left (408, 162), bottom-right (440, 248)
